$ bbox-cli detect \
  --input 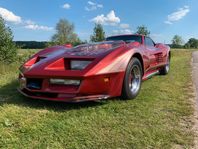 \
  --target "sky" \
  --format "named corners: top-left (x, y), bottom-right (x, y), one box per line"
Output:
top-left (0, 0), bottom-right (197, 43)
